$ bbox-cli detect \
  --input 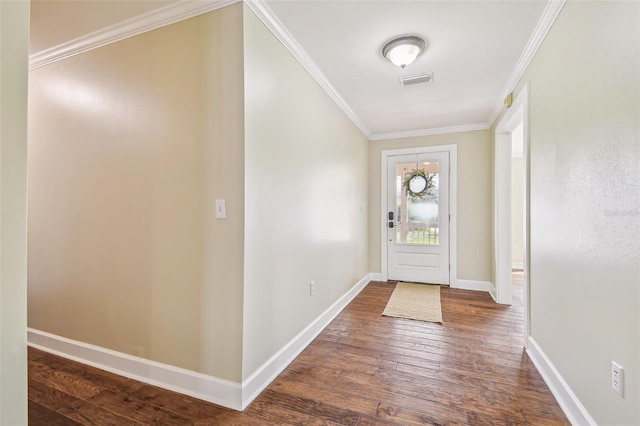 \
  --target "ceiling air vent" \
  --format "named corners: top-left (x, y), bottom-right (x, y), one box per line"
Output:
top-left (400, 72), bottom-right (433, 87)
